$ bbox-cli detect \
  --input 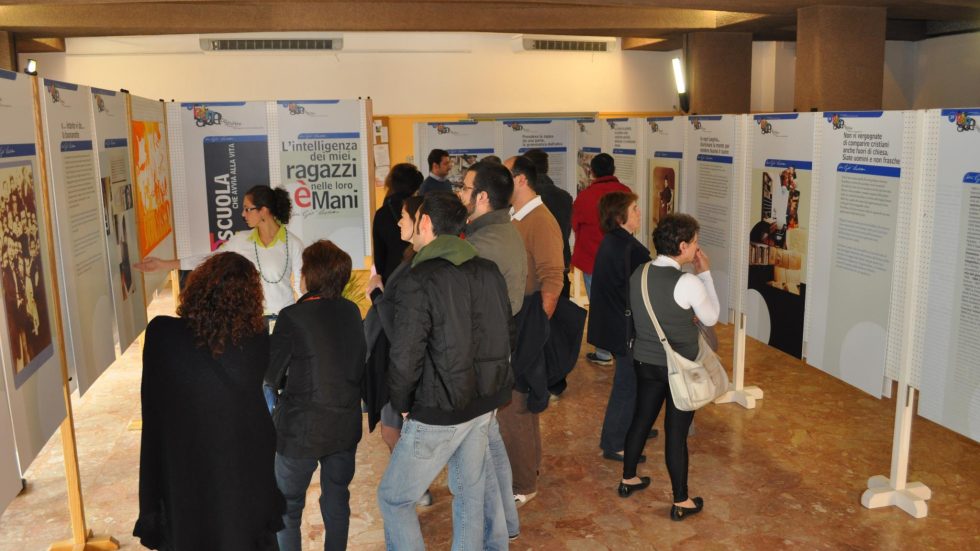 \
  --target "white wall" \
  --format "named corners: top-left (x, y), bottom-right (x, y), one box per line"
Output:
top-left (751, 41), bottom-right (796, 113)
top-left (912, 32), bottom-right (980, 109)
top-left (19, 32), bottom-right (679, 115)
top-left (882, 40), bottom-right (917, 110)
